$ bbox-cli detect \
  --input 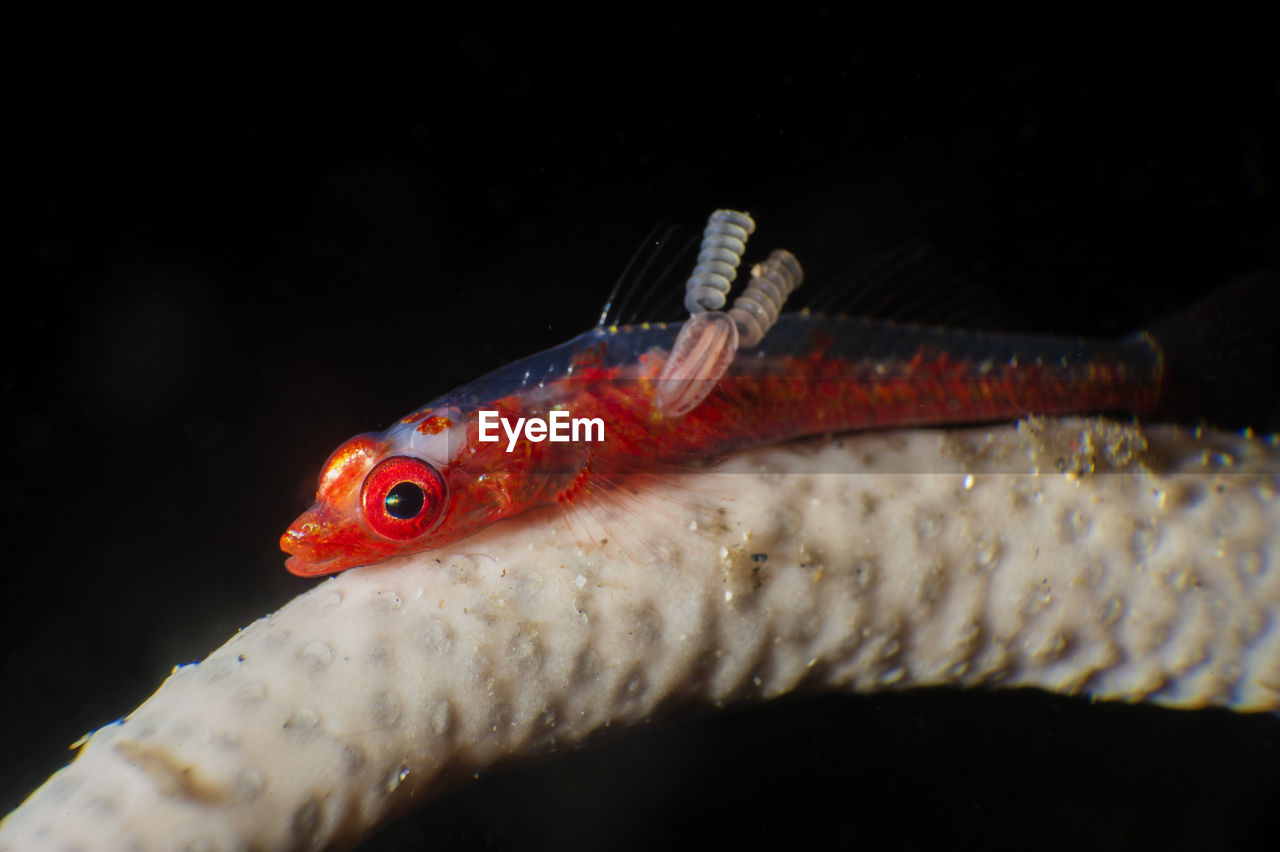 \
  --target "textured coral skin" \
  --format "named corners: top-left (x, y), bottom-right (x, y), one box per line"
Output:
top-left (3, 419), bottom-right (1278, 850)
